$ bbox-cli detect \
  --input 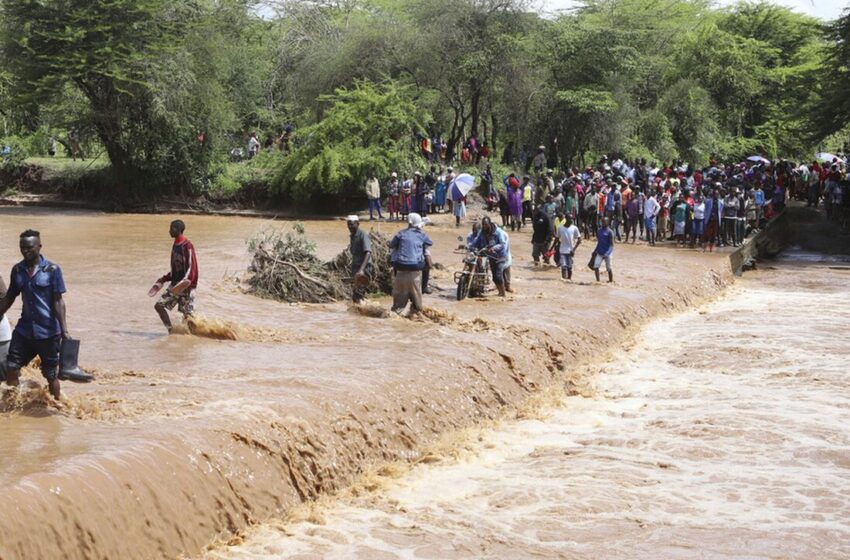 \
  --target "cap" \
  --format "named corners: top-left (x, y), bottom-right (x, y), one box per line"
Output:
top-left (414, 171), bottom-right (422, 176)
top-left (447, 166), bottom-right (454, 171)
top-left (391, 172), bottom-right (397, 178)
top-left (346, 215), bottom-right (359, 222)
top-left (408, 213), bottom-right (423, 229)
